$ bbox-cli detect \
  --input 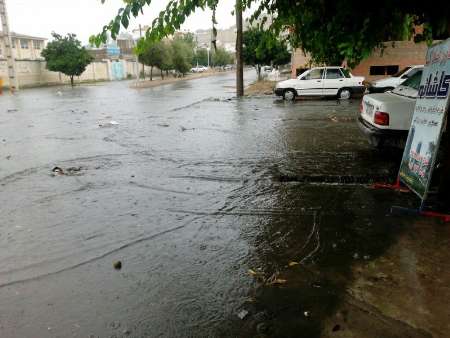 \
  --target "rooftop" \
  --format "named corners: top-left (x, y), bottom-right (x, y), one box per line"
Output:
top-left (0, 31), bottom-right (47, 41)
